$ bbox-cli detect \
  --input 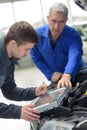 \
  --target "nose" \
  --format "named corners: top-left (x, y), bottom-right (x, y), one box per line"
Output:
top-left (54, 23), bottom-right (59, 29)
top-left (26, 50), bottom-right (30, 56)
